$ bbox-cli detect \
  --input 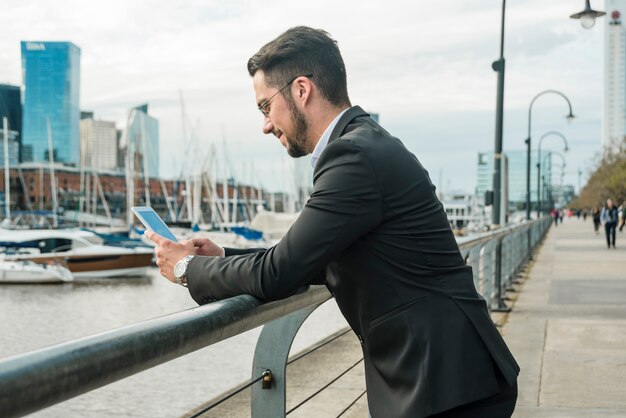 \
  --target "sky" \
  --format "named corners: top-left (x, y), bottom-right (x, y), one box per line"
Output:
top-left (0, 0), bottom-right (609, 195)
